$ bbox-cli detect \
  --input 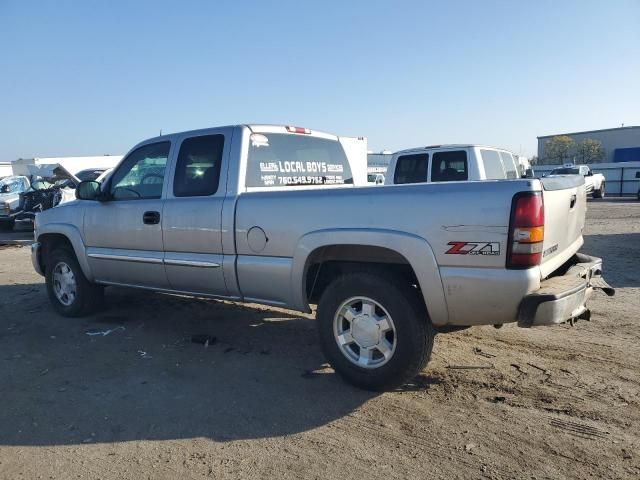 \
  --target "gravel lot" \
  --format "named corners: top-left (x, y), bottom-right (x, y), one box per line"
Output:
top-left (0, 199), bottom-right (638, 479)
